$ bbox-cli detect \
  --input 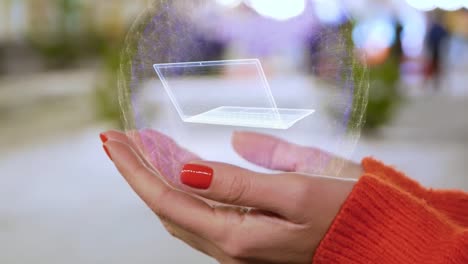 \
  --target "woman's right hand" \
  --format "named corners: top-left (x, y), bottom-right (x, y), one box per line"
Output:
top-left (102, 130), bottom-right (362, 263)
